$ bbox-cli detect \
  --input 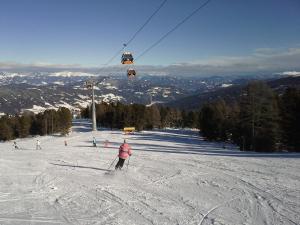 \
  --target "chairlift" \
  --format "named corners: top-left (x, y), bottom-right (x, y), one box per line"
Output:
top-left (84, 81), bottom-right (93, 89)
top-left (121, 52), bottom-right (134, 64)
top-left (127, 69), bottom-right (136, 78)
